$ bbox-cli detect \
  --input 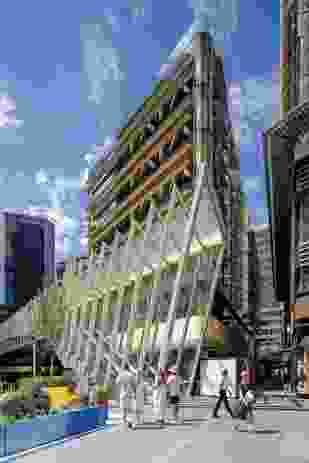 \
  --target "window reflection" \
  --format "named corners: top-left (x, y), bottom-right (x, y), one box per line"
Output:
top-left (298, 193), bottom-right (309, 243)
